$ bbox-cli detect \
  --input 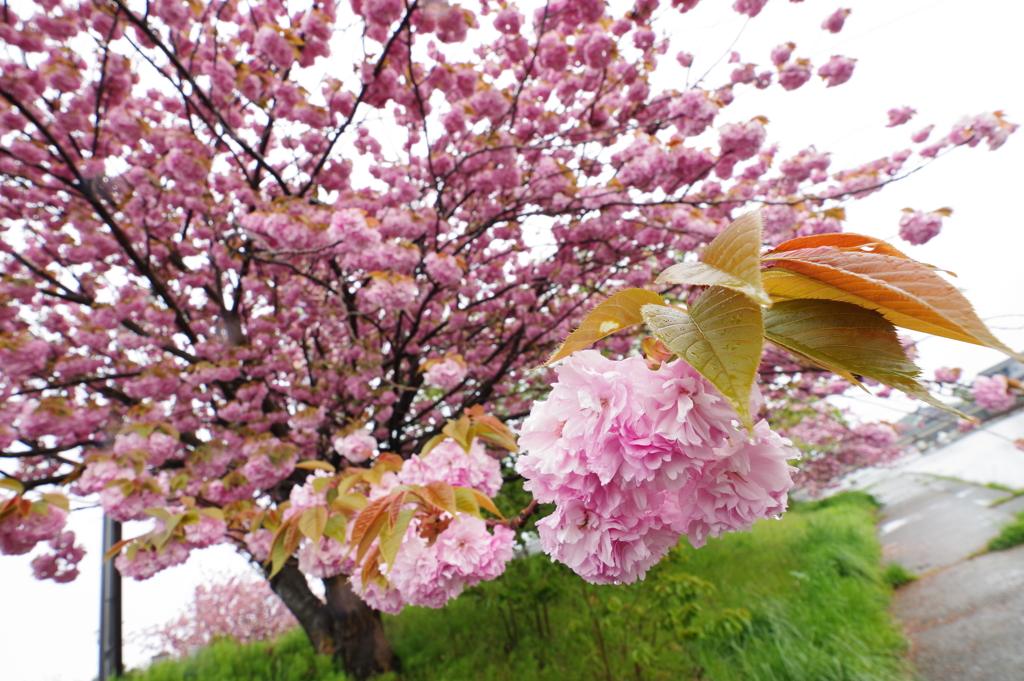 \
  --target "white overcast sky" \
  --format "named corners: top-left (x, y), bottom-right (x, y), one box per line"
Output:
top-left (2, 1), bottom-right (1023, 679)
